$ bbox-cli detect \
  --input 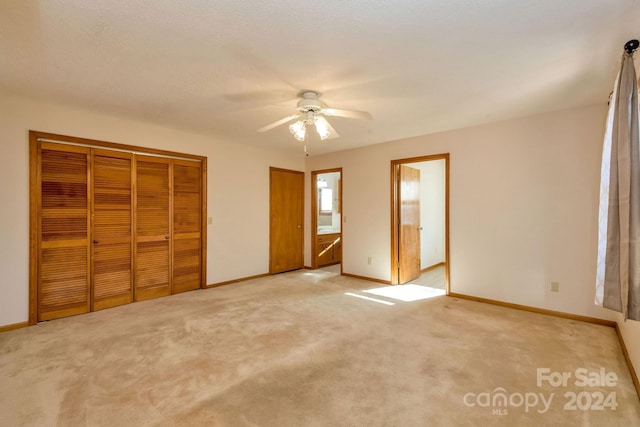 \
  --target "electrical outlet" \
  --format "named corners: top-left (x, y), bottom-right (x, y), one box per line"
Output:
top-left (367, 257), bottom-right (372, 265)
top-left (550, 282), bottom-right (559, 292)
